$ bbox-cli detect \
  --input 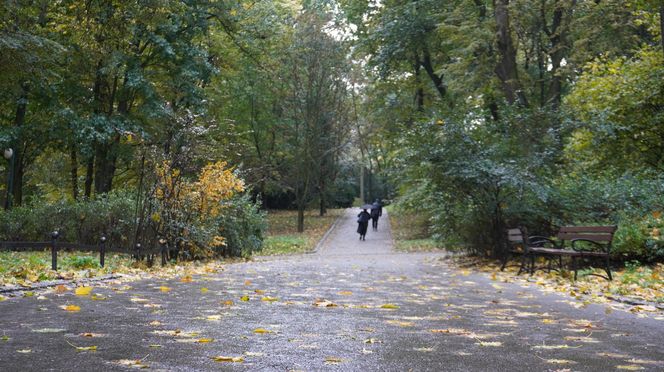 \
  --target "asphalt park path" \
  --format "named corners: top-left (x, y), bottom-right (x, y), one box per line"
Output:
top-left (1, 209), bottom-right (663, 371)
